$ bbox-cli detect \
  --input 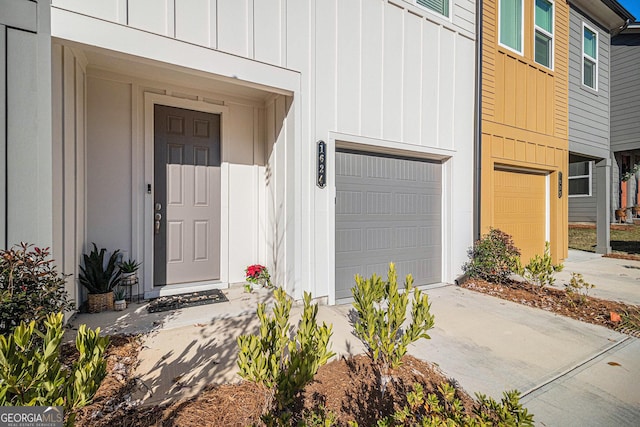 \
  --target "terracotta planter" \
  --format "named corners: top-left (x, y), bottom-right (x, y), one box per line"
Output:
top-left (87, 291), bottom-right (114, 313)
top-left (114, 299), bottom-right (127, 311)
